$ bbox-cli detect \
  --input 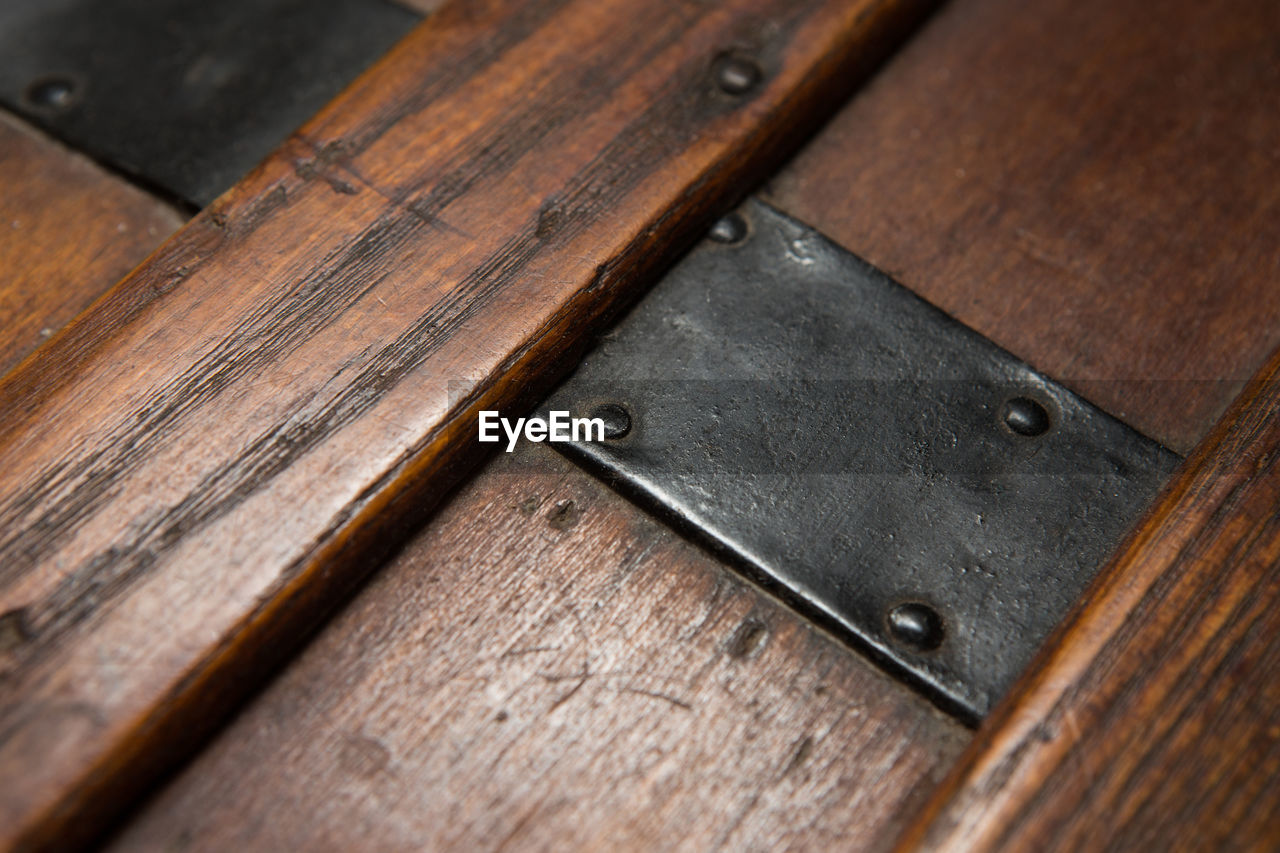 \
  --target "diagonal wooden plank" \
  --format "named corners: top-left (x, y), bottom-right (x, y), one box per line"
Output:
top-left (107, 447), bottom-right (968, 852)
top-left (0, 0), bottom-right (934, 848)
top-left (897, 342), bottom-right (1280, 851)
